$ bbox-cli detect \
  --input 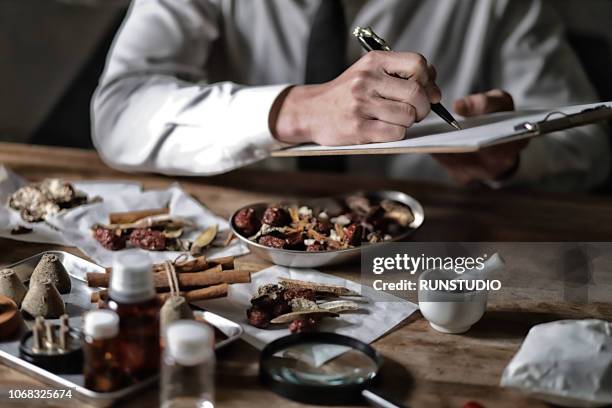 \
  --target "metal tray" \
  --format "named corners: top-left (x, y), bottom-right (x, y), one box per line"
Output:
top-left (230, 190), bottom-right (425, 268)
top-left (0, 251), bottom-right (243, 407)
